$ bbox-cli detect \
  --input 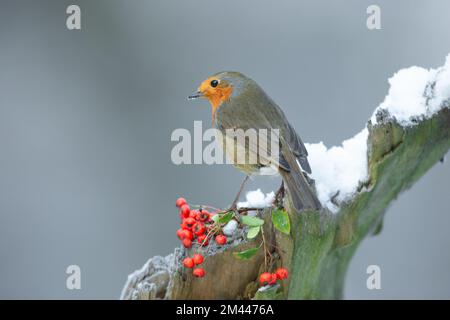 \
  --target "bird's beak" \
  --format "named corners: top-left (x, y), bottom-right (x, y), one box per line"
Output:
top-left (188, 90), bottom-right (203, 100)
